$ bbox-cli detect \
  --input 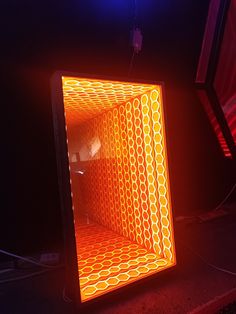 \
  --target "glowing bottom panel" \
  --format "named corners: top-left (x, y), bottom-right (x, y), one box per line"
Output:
top-left (76, 219), bottom-right (172, 302)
